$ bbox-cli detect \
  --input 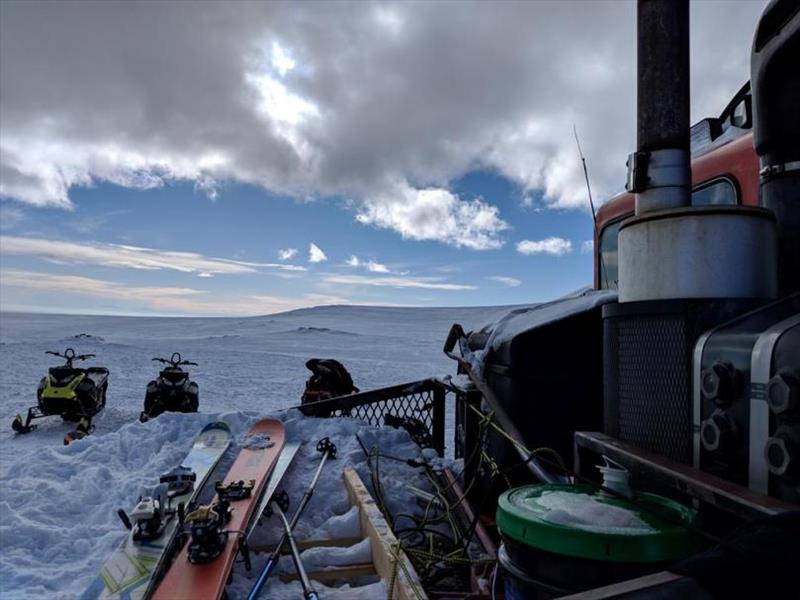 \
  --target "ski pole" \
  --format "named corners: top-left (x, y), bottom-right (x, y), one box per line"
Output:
top-left (246, 438), bottom-right (336, 600)
top-left (271, 492), bottom-right (319, 600)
